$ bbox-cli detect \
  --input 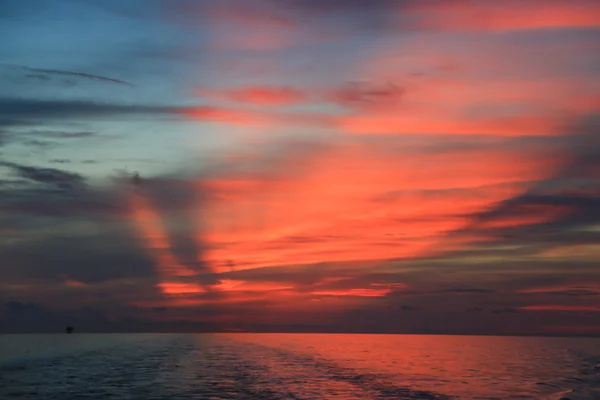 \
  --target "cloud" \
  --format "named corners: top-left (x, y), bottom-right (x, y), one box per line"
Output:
top-left (0, 192), bottom-right (119, 218)
top-left (4, 301), bottom-right (48, 317)
top-left (233, 0), bottom-right (600, 39)
top-left (328, 82), bottom-right (405, 111)
top-left (400, 305), bottom-right (419, 311)
top-left (191, 137), bottom-right (559, 273)
top-left (2, 64), bottom-right (135, 87)
top-left (194, 82), bottom-right (405, 110)
top-left (30, 130), bottom-right (97, 139)
top-left (405, 0), bottom-right (600, 32)
top-left (0, 231), bottom-right (157, 285)
top-left (0, 98), bottom-right (280, 126)
top-left (447, 116), bottom-right (600, 255)
top-left (0, 161), bottom-right (86, 190)
top-left (0, 301), bottom-right (170, 334)
top-left (310, 285), bottom-right (404, 298)
top-left (520, 287), bottom-right (600, 297)
top-left (491, 307), bottom-right (518, 314)
top-left (466, 307), bottom-right (483, 312)
top-left (0, 118), bottom-right (37, 146)
top-left (2, 119), bottom-right (589, 334)
top-left (0, 165), bottom-right (124, 226)
top-left (115, 173), bottom-right (222, 299)
top-left (462, 185), bottom-right (600, 249)
top-left (196, 86), bottom-right (307, 106)
top-left (520, 305), bottom-right (600, 312)
top-left (0, 98), bottom-right (175, 120)
top-left (264, 0), bottom-right (400, 36)
top-left (338, 114), bottom-right (565, 136)
top-left (438, 288), bottom-right (496, 294)
top-left (1, 0), bottom-right (598, 335)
